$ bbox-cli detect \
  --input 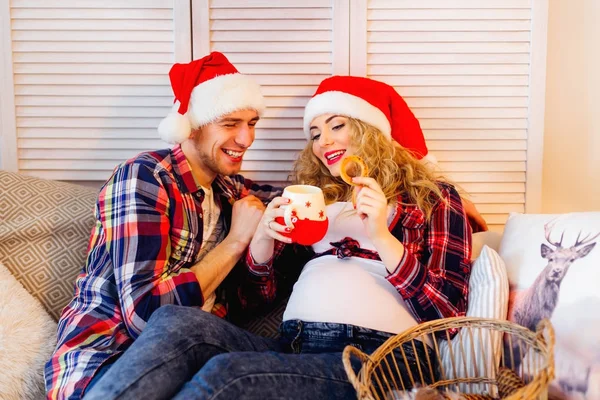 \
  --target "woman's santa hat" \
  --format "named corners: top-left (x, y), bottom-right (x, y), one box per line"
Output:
top-left (158, 52), bottom-right (265, 144)
top-left (303, 76), bottom-right (430, 160)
